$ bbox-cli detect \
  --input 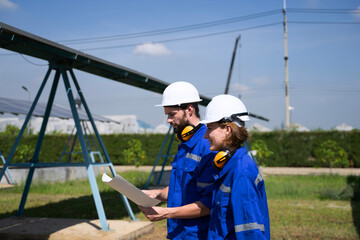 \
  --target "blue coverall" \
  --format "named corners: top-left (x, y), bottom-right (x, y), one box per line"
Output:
top-left (167, 124), bottom-right (217, 240)
top-left (208, 146), bottom-right (270, 239)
